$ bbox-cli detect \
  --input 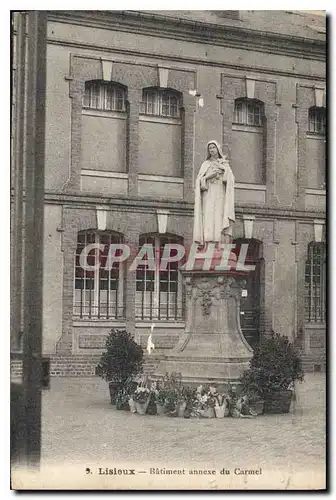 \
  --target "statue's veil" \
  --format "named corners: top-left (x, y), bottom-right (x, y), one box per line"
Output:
top-left (206, 140), bottom-right (225, 160)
